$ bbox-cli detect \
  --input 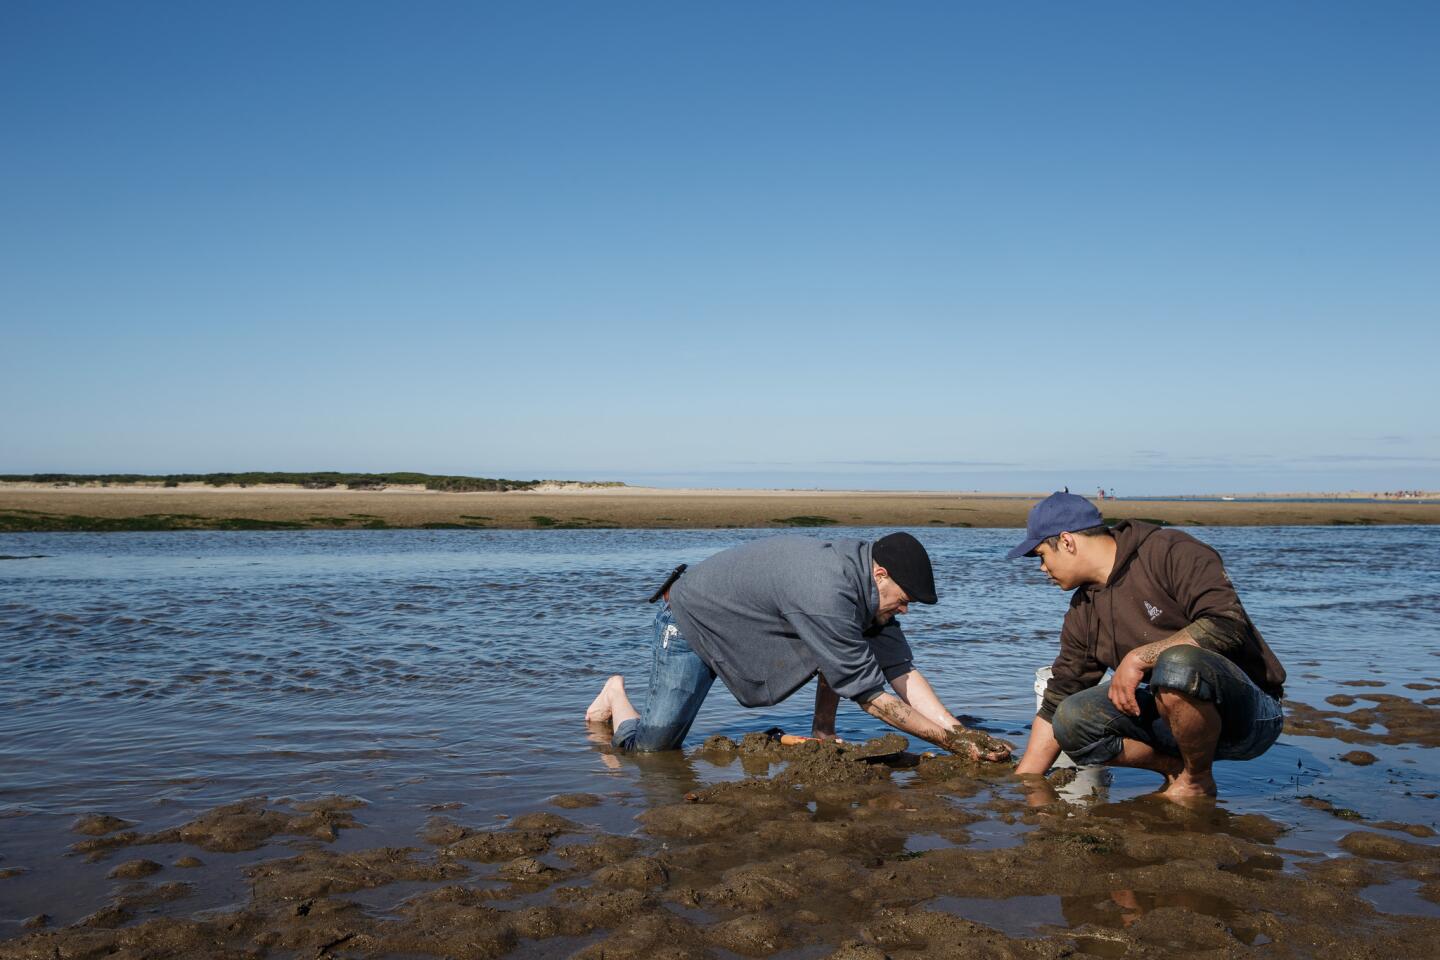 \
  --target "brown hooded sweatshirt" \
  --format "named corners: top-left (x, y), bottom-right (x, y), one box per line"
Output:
top-left (1038, 521), bottom-right (1286, 721)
